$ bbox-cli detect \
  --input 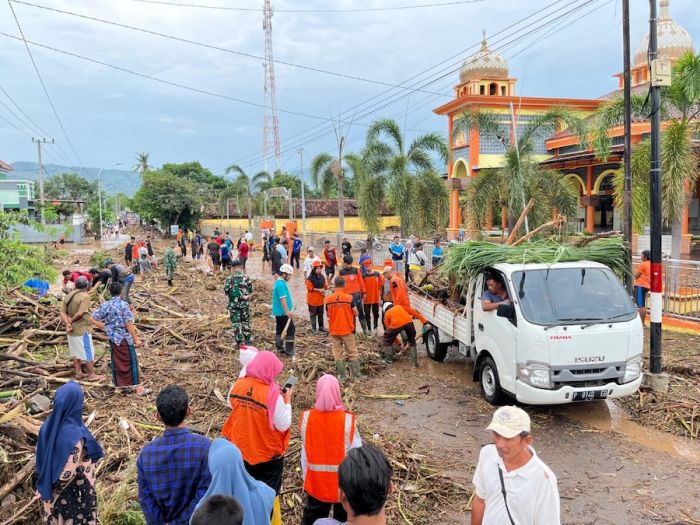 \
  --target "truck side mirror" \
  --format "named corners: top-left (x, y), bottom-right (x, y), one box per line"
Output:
top-left (496, 303), bottom-right (515, 320)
